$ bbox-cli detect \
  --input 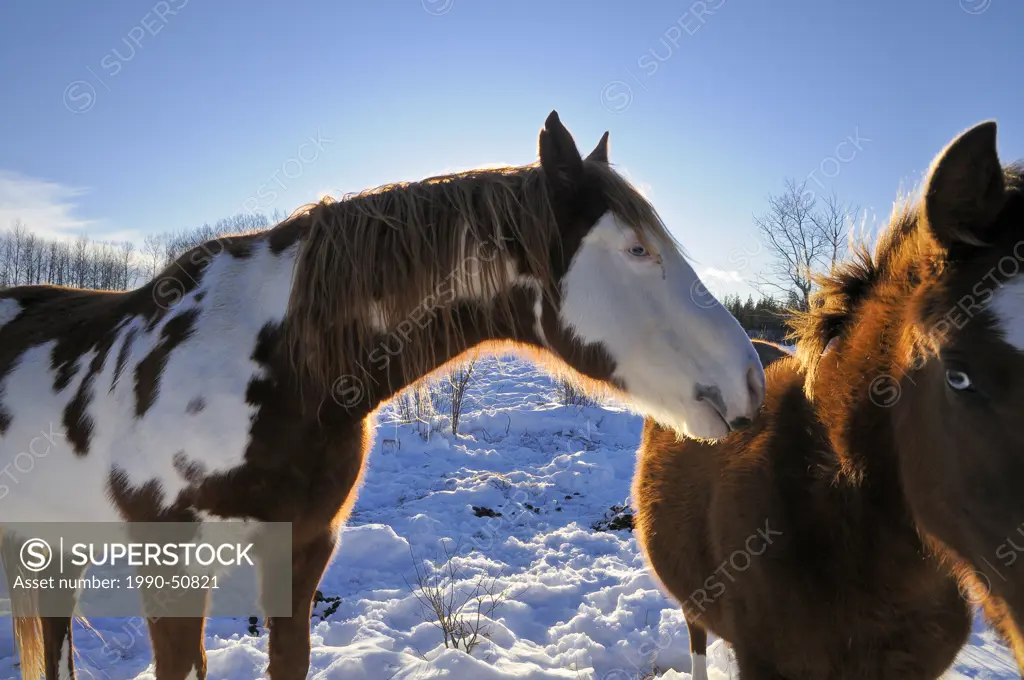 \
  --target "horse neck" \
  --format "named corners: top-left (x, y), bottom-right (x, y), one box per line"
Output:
top-left (813, 291), bottom-right (911, 484)
top-left (369, 288), bottom-right (544, 403)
